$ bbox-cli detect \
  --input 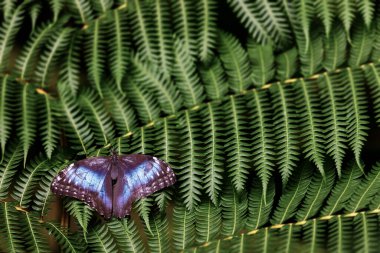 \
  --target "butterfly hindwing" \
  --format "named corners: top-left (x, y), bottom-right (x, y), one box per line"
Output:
top-left (51, 157), bottom-right (114, 218)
